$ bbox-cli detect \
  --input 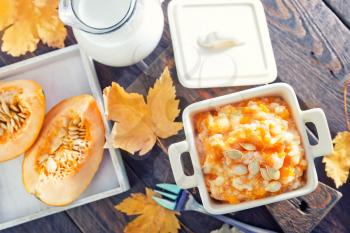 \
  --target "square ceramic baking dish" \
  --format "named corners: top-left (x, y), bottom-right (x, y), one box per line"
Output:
top-left (168, 83), bottom-right (333, 214)
top-left (168, 0), bottom-right (277, 88)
